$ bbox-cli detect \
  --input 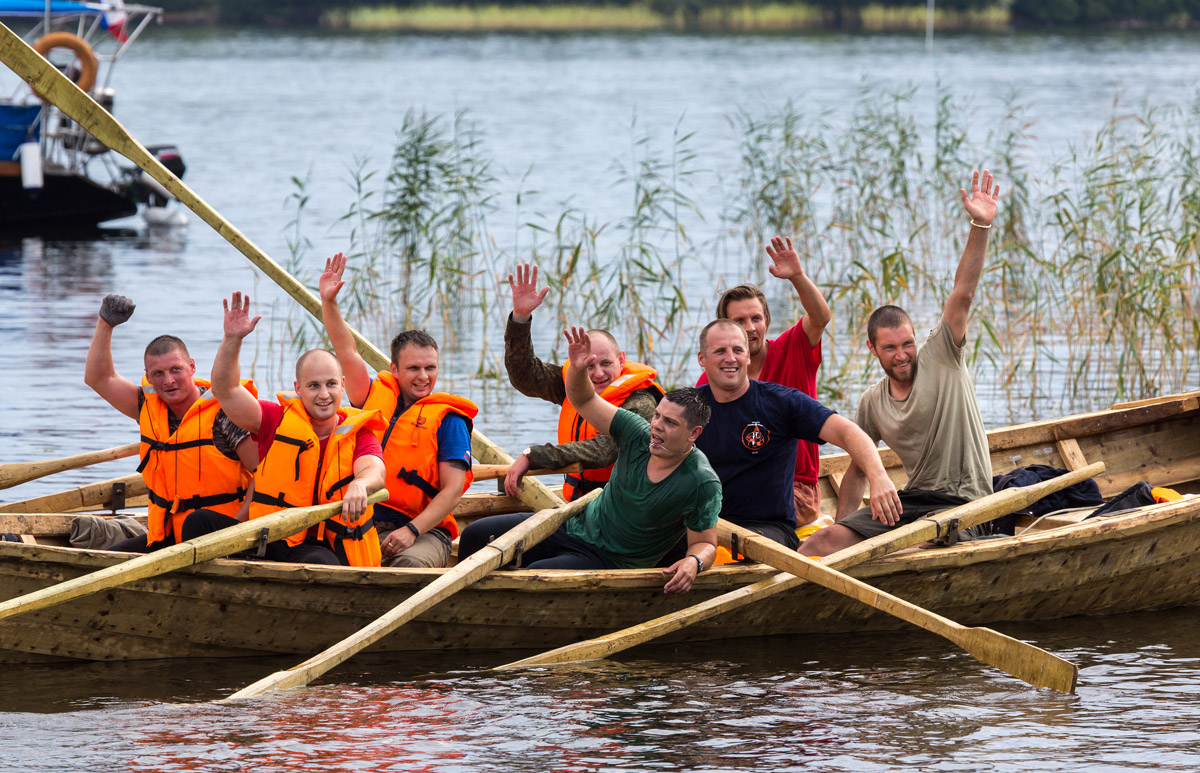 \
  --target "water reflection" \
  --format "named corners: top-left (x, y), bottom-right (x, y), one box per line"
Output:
top-left (1, 610), bottom-right (1198, 771)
